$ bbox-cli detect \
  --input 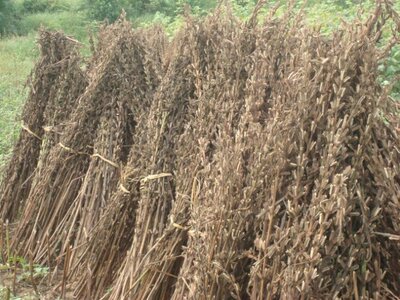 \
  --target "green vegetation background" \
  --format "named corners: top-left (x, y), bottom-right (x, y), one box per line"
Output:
top-left (0, 0), bottom-right (399, 171)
